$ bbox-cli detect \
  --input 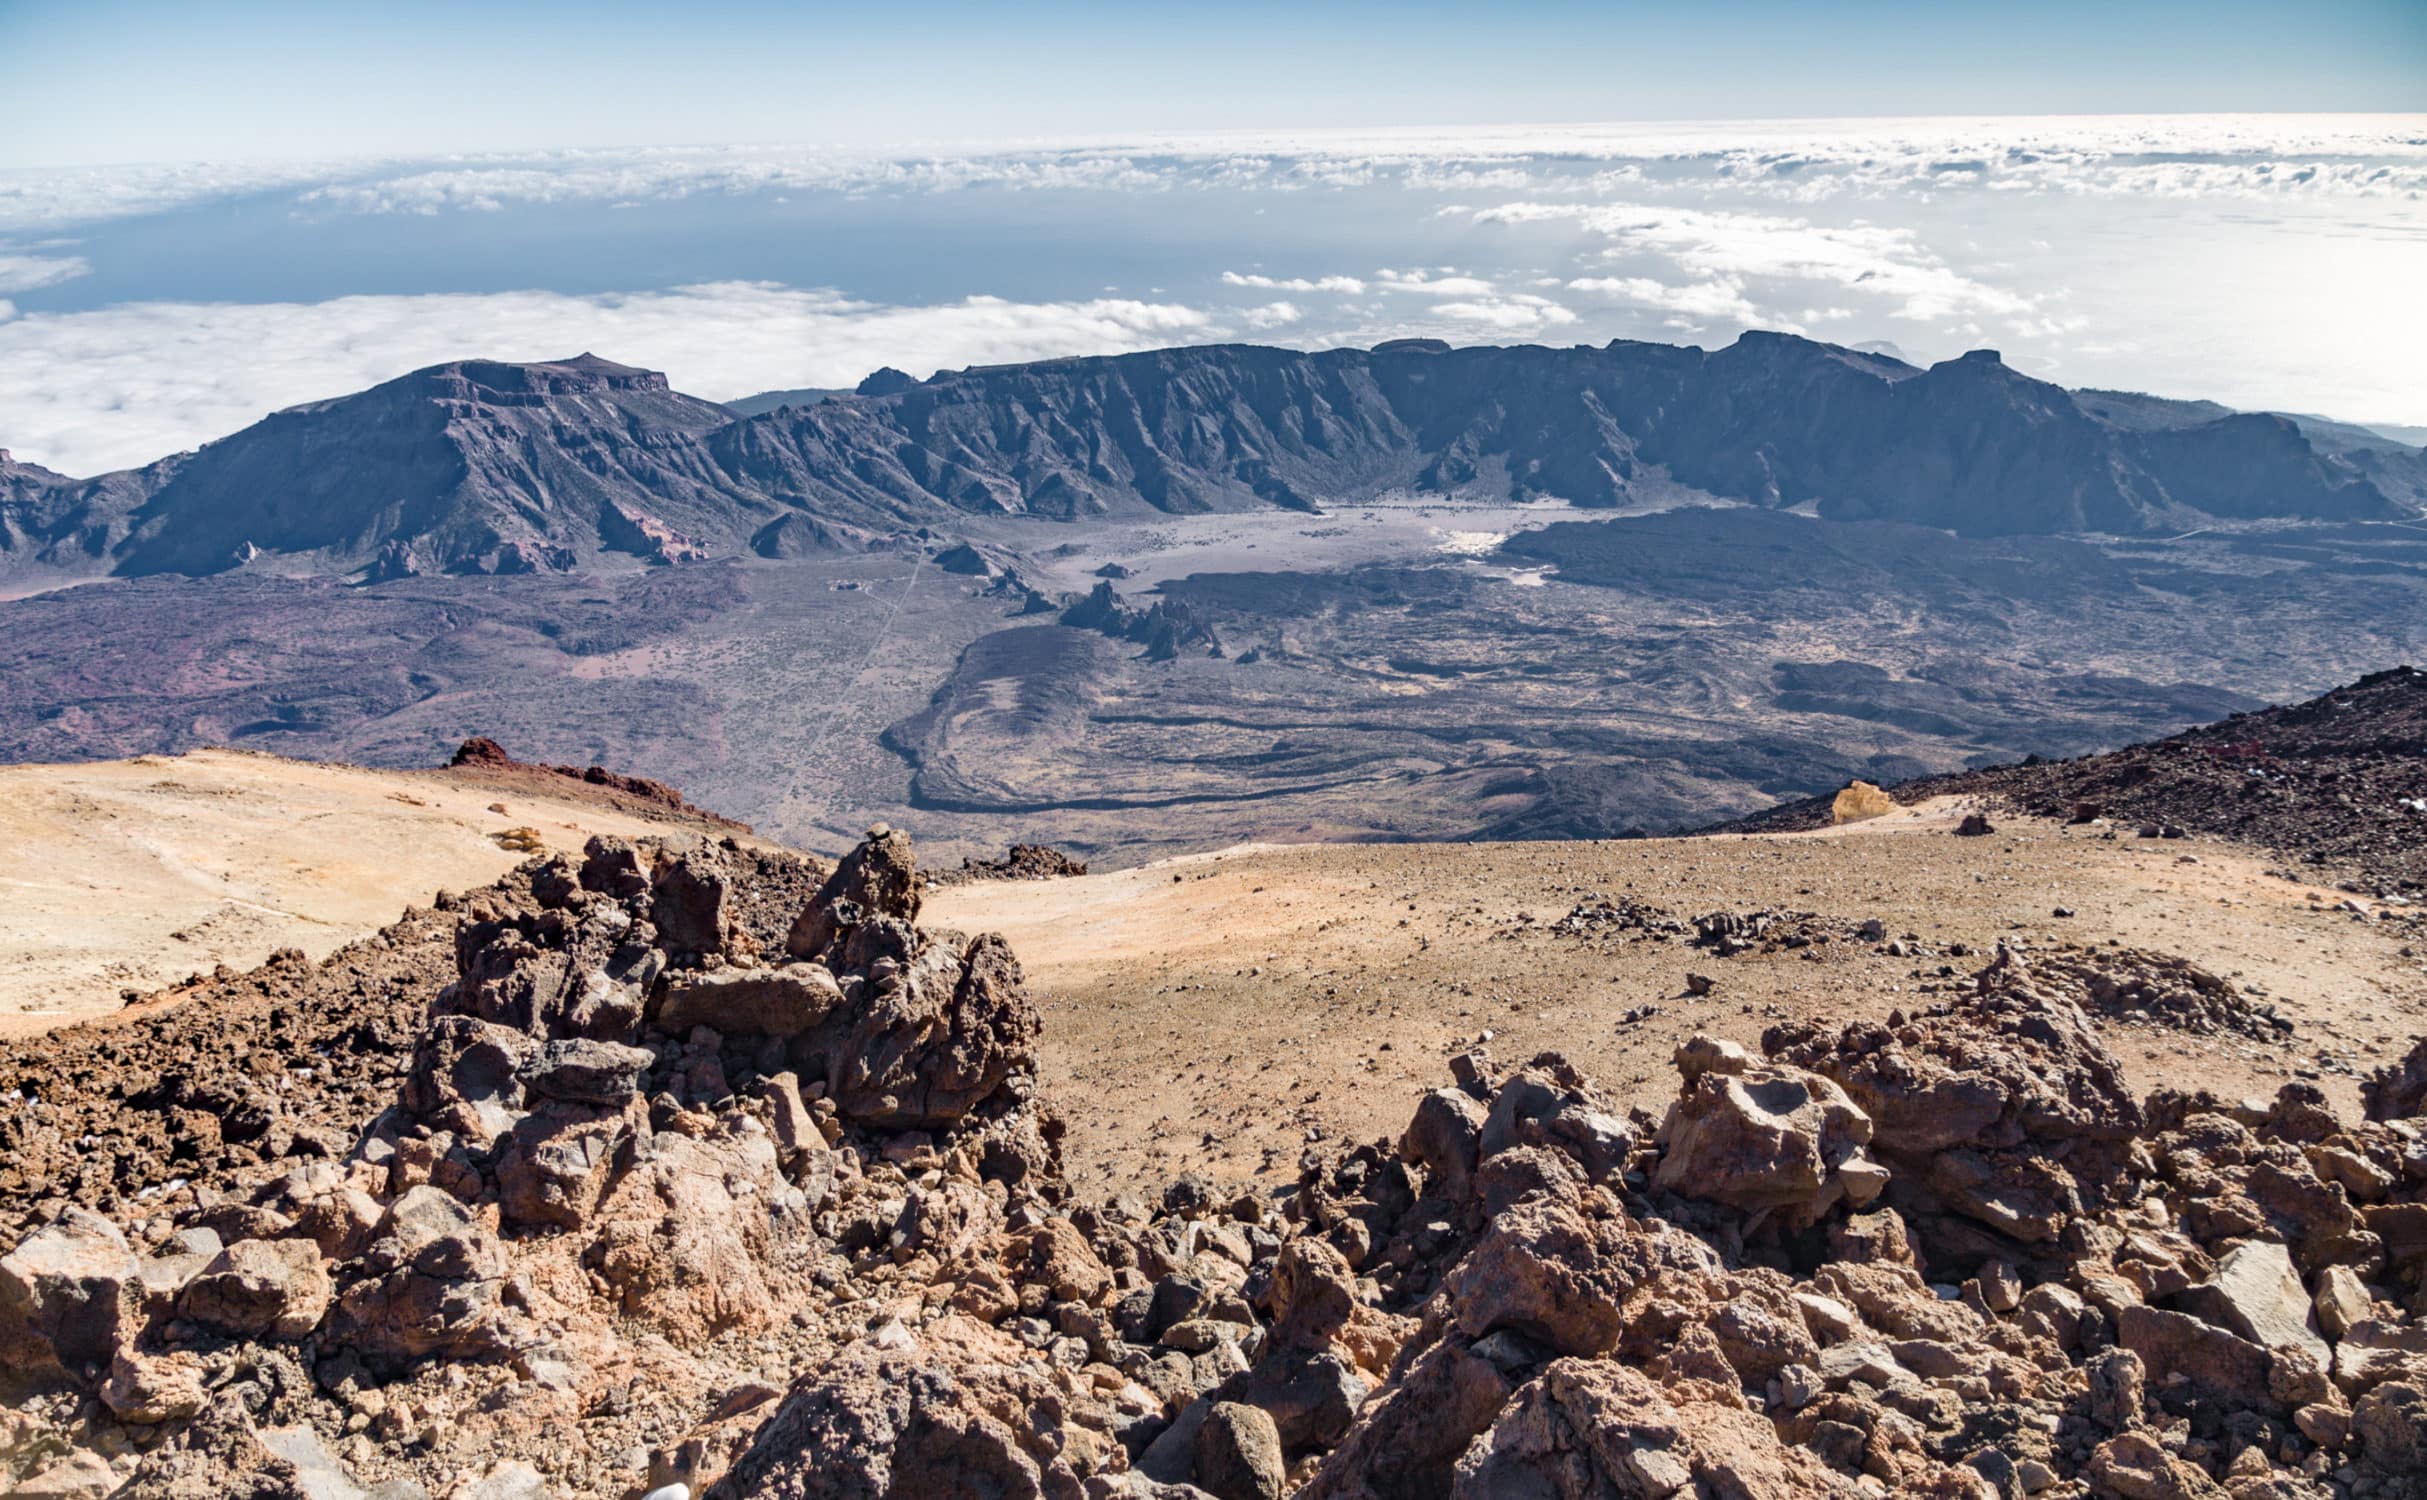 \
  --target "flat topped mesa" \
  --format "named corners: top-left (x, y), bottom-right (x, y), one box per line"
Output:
top-left (396, 352), bottom-right (677, 401)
